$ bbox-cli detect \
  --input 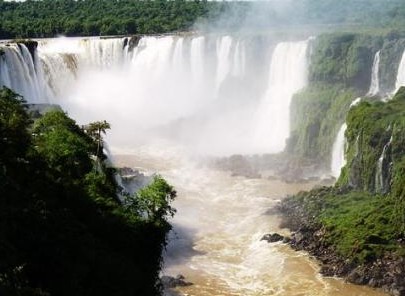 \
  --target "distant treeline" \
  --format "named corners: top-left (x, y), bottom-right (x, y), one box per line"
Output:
top-left (1, 0), bottom-right (405, 39)
top-left (0, 0), bottom-right (221, 38)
